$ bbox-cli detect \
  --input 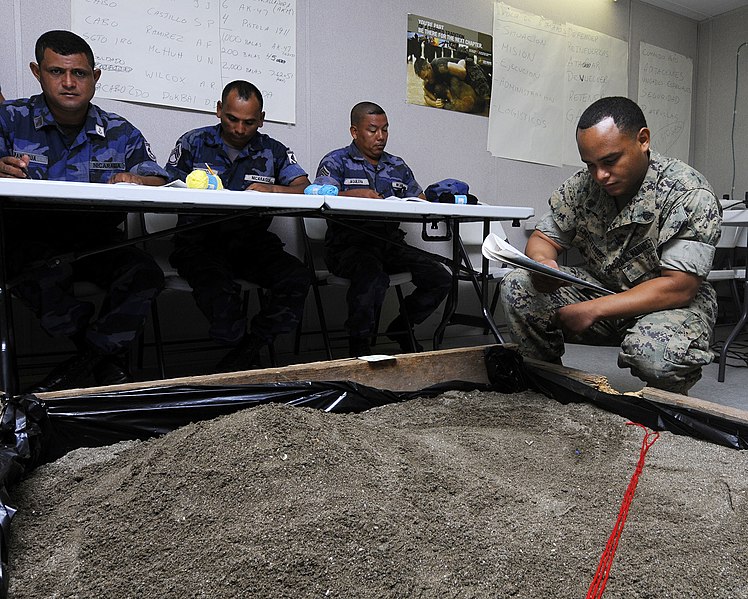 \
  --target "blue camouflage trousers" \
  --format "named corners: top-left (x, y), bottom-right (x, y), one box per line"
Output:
top-left (500, 267), bottom-right (718, 394)
top-left (10, 235), bottom-right (164, 355)
top-left (326, 242), bottom-right (451, 338)
top-left (170, 230), bottom-right (311, 345)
